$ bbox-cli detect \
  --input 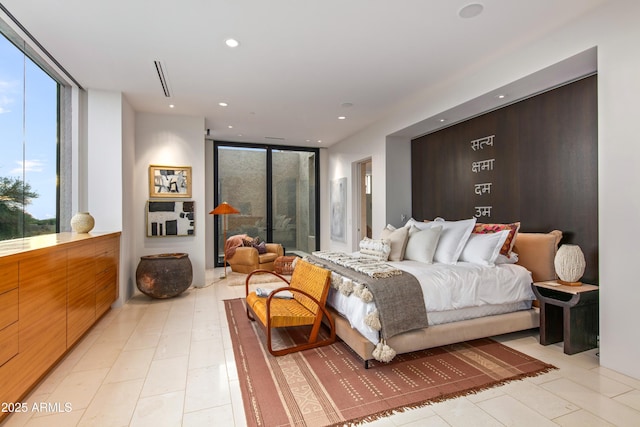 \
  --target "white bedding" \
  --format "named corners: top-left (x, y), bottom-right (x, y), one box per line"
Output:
top-left (326, 259), bottom-right (535, 344)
